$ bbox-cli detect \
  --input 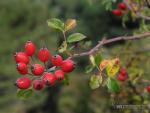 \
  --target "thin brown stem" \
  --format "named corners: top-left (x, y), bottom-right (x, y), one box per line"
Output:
top-left (28, 73), bottom-right (34, 76)
top-left (31, 56), bottom-right (34, 60)
top-left (44, 62), bottom-right (47, 71)
top-left (70, 32), bottom-right (150, 58)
